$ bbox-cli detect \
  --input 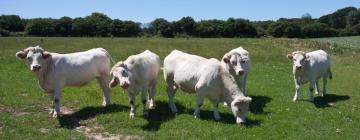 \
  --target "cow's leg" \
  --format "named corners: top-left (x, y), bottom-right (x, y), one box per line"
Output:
top-left (194, 91), bottom-right (205, 119)
top-left (148, 82), bottom-right (156, 109)
top-left (322, 76), bottom-right (327, 96)
top-left (241, 75), bottom-right (247, 95)
top-left (165, 75), bottom-right (178, 113)
top-left (97, 77), bottom-right (110, 106)
top-left (309, 80), bottom-right (315, 102)
top-left (315, 80), bottom-right (319, 95)
top-left (128, 92), bottom-right (136, 118)
top-left (141, 87), bottom-right (149, 117)
top-left (213, 99), bottom-right (221, 121)
top-left (293, 78), bottom-right (300, 102)
top-left (52, 84), bottom-right (63, 118)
